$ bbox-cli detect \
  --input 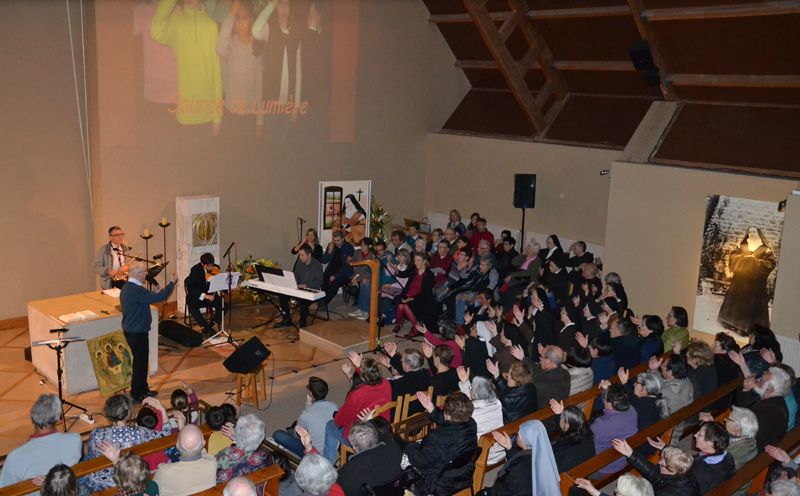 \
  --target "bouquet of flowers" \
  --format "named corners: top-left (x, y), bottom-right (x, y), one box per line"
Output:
top-left (236, 255), bottom-right (279, 304)
top-left (370, 197), bottom-right (391, 241)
